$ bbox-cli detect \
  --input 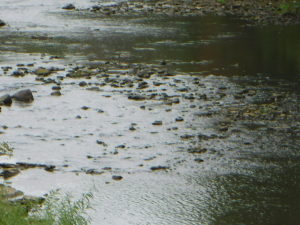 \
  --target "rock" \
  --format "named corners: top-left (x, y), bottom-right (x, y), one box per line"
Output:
top-left (62, 4), bottom-right (76, 10)
top-left (12, 70), bottom-right (25, 77)
top-left (116, 144), bottom-right (126, 149)
top-left (12, 89), bottom-right (34, 102)
top-left (51, 91), bottom-right (62, 96)
top-left (52, 86), bottom-right (61, 90)
top-left (81, 106), bottom-right (89, 110)
top-left (0, 168), bottom-right (20, 179)
top-left (138, 81), bottom-right (149, 89)
top-left (34, 68), bottom-right (51, 76)
top-left (152, 120), bottom-right (163, 126)
top-left (87, 87), bottom-right (101, 91)
top-left (0, 94), bottom-right (12, 106)
top-left (112, 175), bottom-right (123, 181)
top-left (79, 81), bottom-right (87, 87)
top-left (194, 158), bottom-right (204, 163)
top-left (188, 148), bottom-right (207, 154)
top-left (96, 140), bottom-right (107, 146)
top-left (44, 165), bottom-right (55, 172)
top-left (128, 94), bottom-right (146, 101)
top-left (129, 126), bottom-right (136, 131)
top-left (175, 117), bottom-right (184, 122)
top-left (150, 166), bottom-right (169, 171)
top-left (0, 184), bottom-right (23, 199)
top-left (86, 169), bottom-right (103, 175)
top-left (0, 20), bottom-right (6, 27)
